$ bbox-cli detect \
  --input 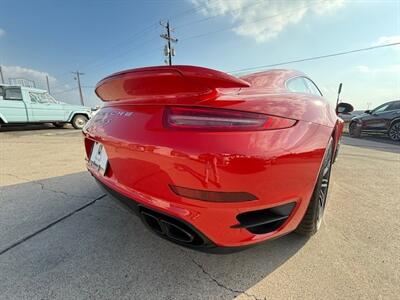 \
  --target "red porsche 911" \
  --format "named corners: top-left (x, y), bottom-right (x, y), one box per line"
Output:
top-left (83, 65), bottom-right (353, 252)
